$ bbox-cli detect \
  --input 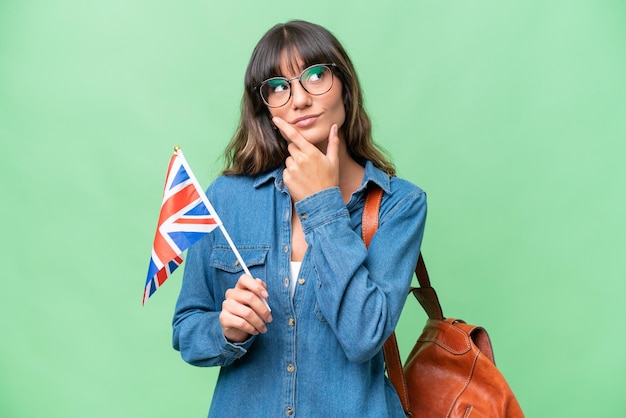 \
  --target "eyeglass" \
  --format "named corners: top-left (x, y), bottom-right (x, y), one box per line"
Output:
top-left (257, 63), bottom-right (337, 108)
